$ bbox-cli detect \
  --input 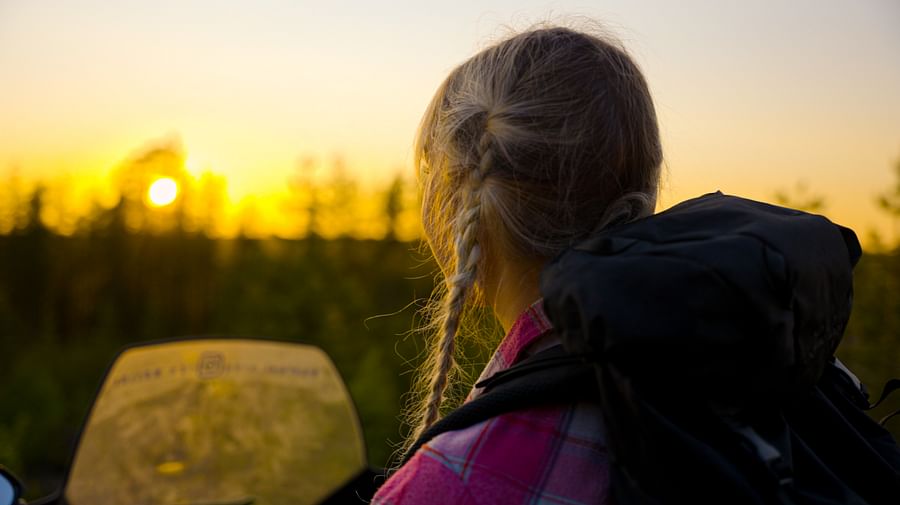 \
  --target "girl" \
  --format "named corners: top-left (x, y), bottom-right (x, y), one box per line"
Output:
top-left (374, 24), bottom-right (662, 504)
